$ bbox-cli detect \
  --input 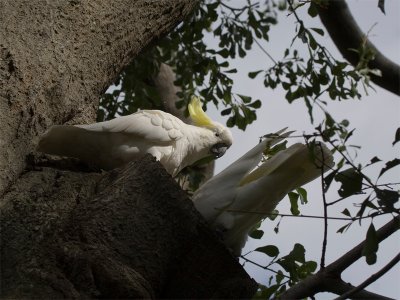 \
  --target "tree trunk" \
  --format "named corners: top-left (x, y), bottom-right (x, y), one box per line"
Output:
top-left (0, 0), bottom-right (196, 194)
top-left (1, 156), bottom-right (256, 298)
top-left (0, 1), bottom-right (257, 298)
